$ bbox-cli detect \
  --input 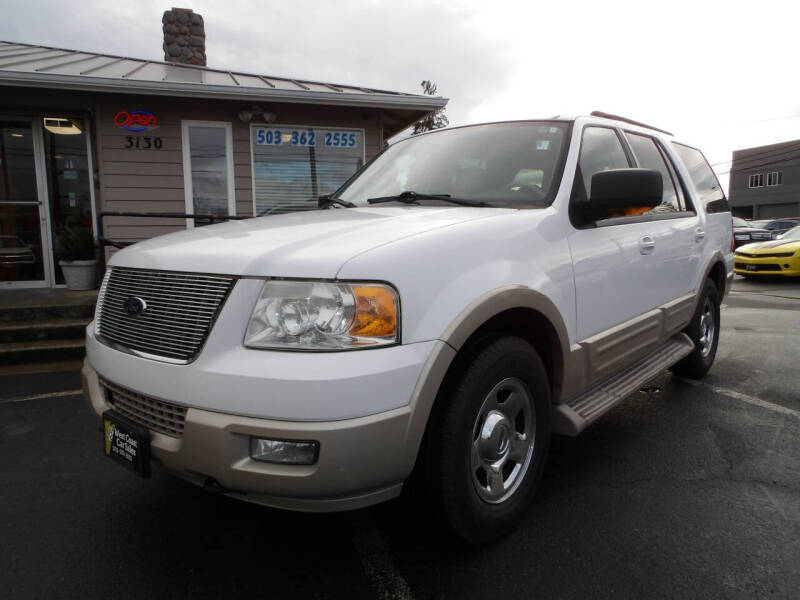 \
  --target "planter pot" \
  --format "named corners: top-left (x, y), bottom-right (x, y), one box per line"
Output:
top-left (59, 259), bottom-right (99, 291)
